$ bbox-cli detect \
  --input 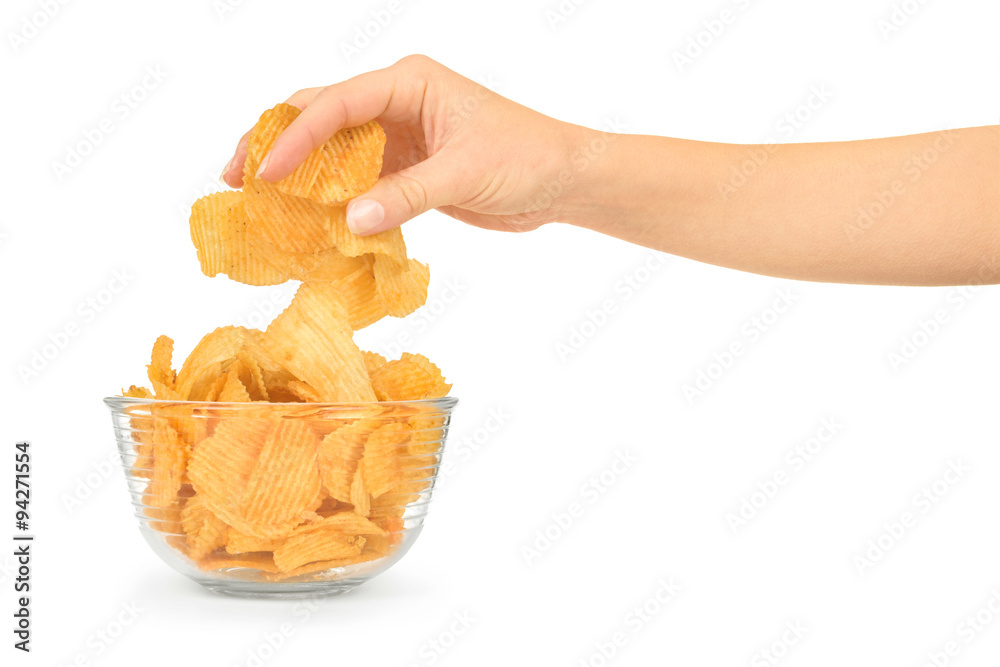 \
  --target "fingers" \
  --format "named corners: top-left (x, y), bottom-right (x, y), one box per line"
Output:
top-left (221, 88), bottom-right (325, 187)
top-left (258, 58), bottom-right (431, 182)
top-left (346, 154), bottom-right (457, 235)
